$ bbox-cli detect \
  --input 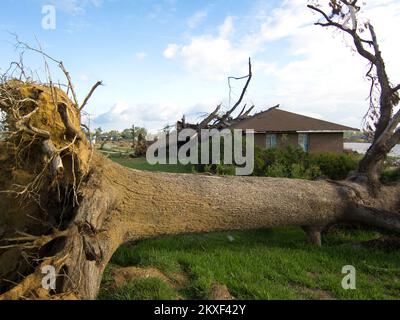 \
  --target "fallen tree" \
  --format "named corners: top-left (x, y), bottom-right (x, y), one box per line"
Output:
top-left (0, 0), bottom-right (399, 300)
